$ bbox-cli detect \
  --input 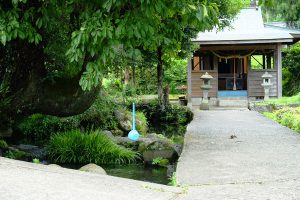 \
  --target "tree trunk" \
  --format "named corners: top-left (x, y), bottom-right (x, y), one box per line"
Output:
top-left (132, 65), bottom-right (136, 87)
top-left (163, 85), bottom-right (170, 106)
top-left (124, 66), bottom-right (130, 85)
top-left (157, 46), bottom-right (165, 110)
